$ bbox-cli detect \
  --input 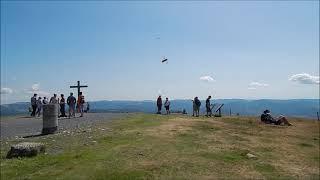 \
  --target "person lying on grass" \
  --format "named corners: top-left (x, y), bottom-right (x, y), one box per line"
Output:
top-left (260, 109), bottom-right (292, 126)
